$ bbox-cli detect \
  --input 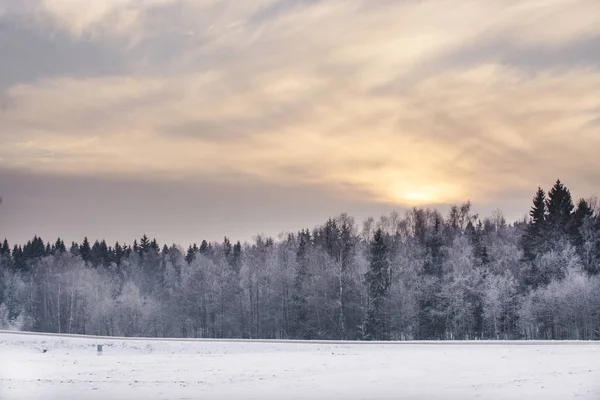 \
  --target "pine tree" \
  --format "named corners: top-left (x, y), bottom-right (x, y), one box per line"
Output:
top-left (223, 237), bottom-right (232, 265)
top-left (199, 240), bottom-right (209, 254)
top-left (571, 198), bottom-right (593, 248)
top-left (80, 237), bottom-right (91, 263)
top-left (523, 187), bottom-right (547, 261)
top-left (12, 245), bottom-right (25, 270)
top-left (106, 246), bottom-right (116, 265)
top-left (0, 240), bottom-right (10, 256)
top-left (54, 238), bottom-right (66, 253)
top-left (363, 228), bottom-right (391, 340)
top-left (293, 230), bottom-right (311, 339)
top-left (124, 243), bottom-right (133, 258)
top-left (232, 241), bottom-right (242, 272)
top-left (186, 243), bottom-right (198, 264)
top-left (91, 240), bottom-right (102, 266)
top-left (140, 235), bottom-right (150, 253)
top-left (114, 242), bottom-right (124, 265)
top-left (101, 240), bottom-right (109, 263)
top-left (546, 179), bottom-right (574, 243)
top-left (23, 236), bottom-right (46, 260)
